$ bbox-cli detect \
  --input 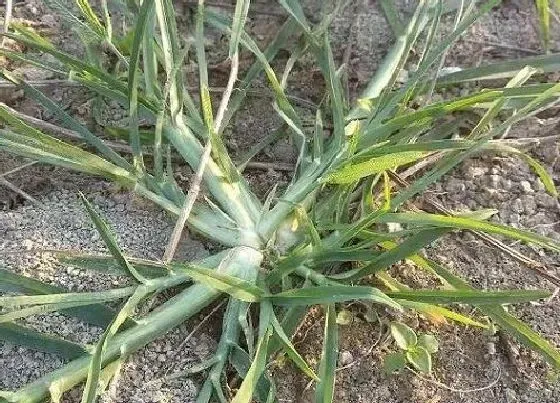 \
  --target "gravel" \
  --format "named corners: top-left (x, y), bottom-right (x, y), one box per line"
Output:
top-left (1, 0), bottom-right (560, 402)
top-left (0, 170), bottom-right (210, 401)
